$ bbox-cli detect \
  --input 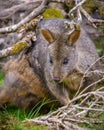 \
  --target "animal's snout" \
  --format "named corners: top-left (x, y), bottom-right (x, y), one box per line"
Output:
top-left (53, 67), bottom-right (61, 82)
